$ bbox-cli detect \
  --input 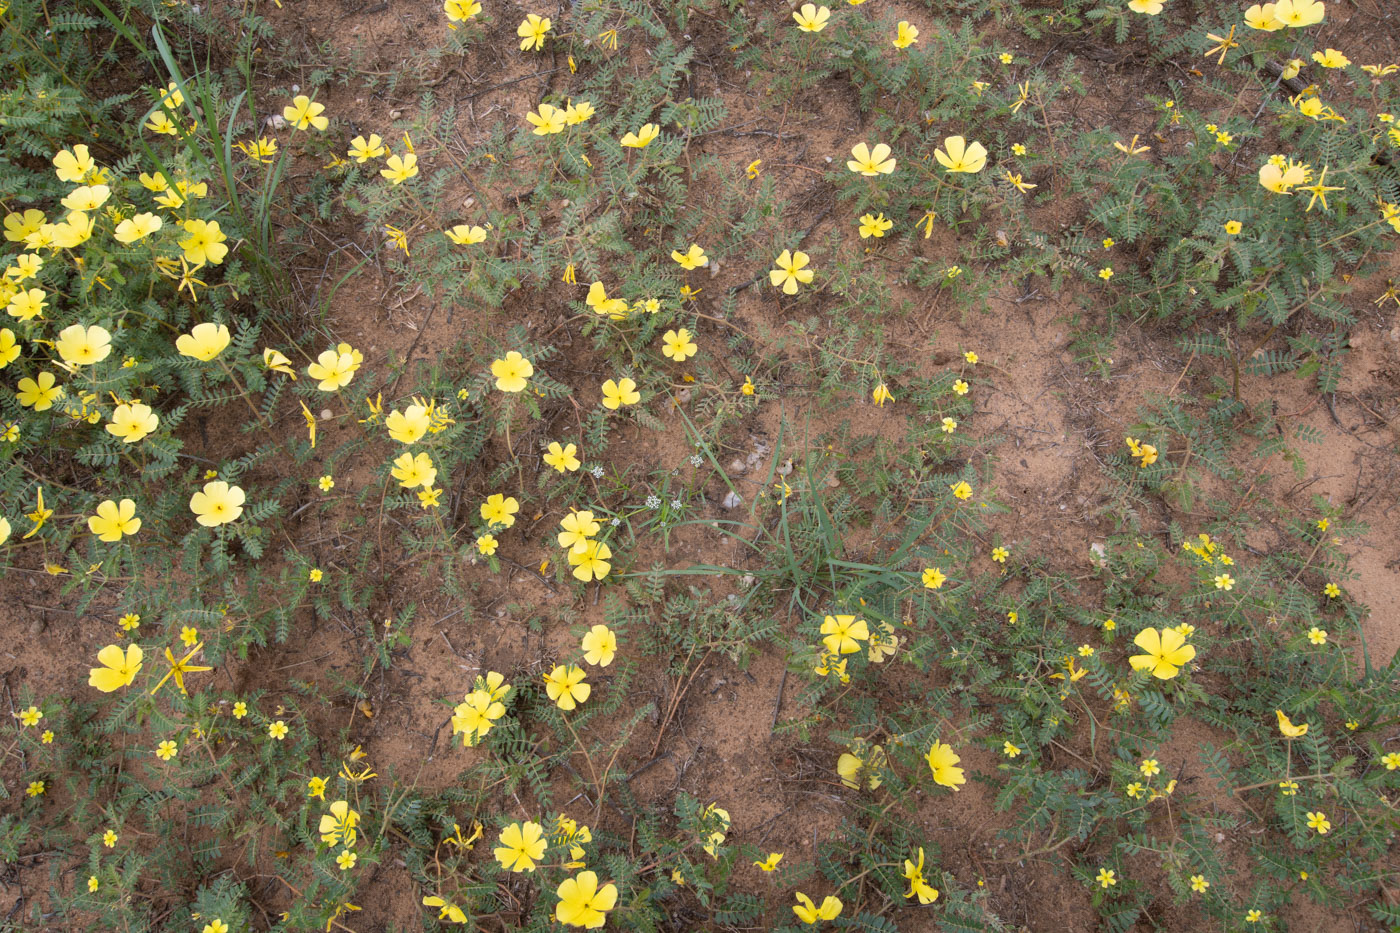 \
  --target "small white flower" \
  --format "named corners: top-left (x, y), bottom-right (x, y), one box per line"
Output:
top-left (646, 495), bottom-right (661, 509)
top-left (689, 454), bottom-right (703, 467)
top-left (591, 466), bottom-right (605, 478)
top-left (670, 498), bottom-right (682, 509)
top-left (611, 518), bottom-right (621, 526)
